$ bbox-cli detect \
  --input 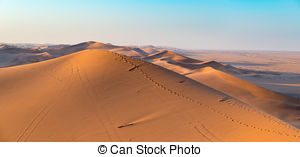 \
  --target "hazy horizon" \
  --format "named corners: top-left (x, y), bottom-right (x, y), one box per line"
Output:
top-left (1, 0), bottom-right (300, 51)
top-left (2, 41), bottom-right (300, 53)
